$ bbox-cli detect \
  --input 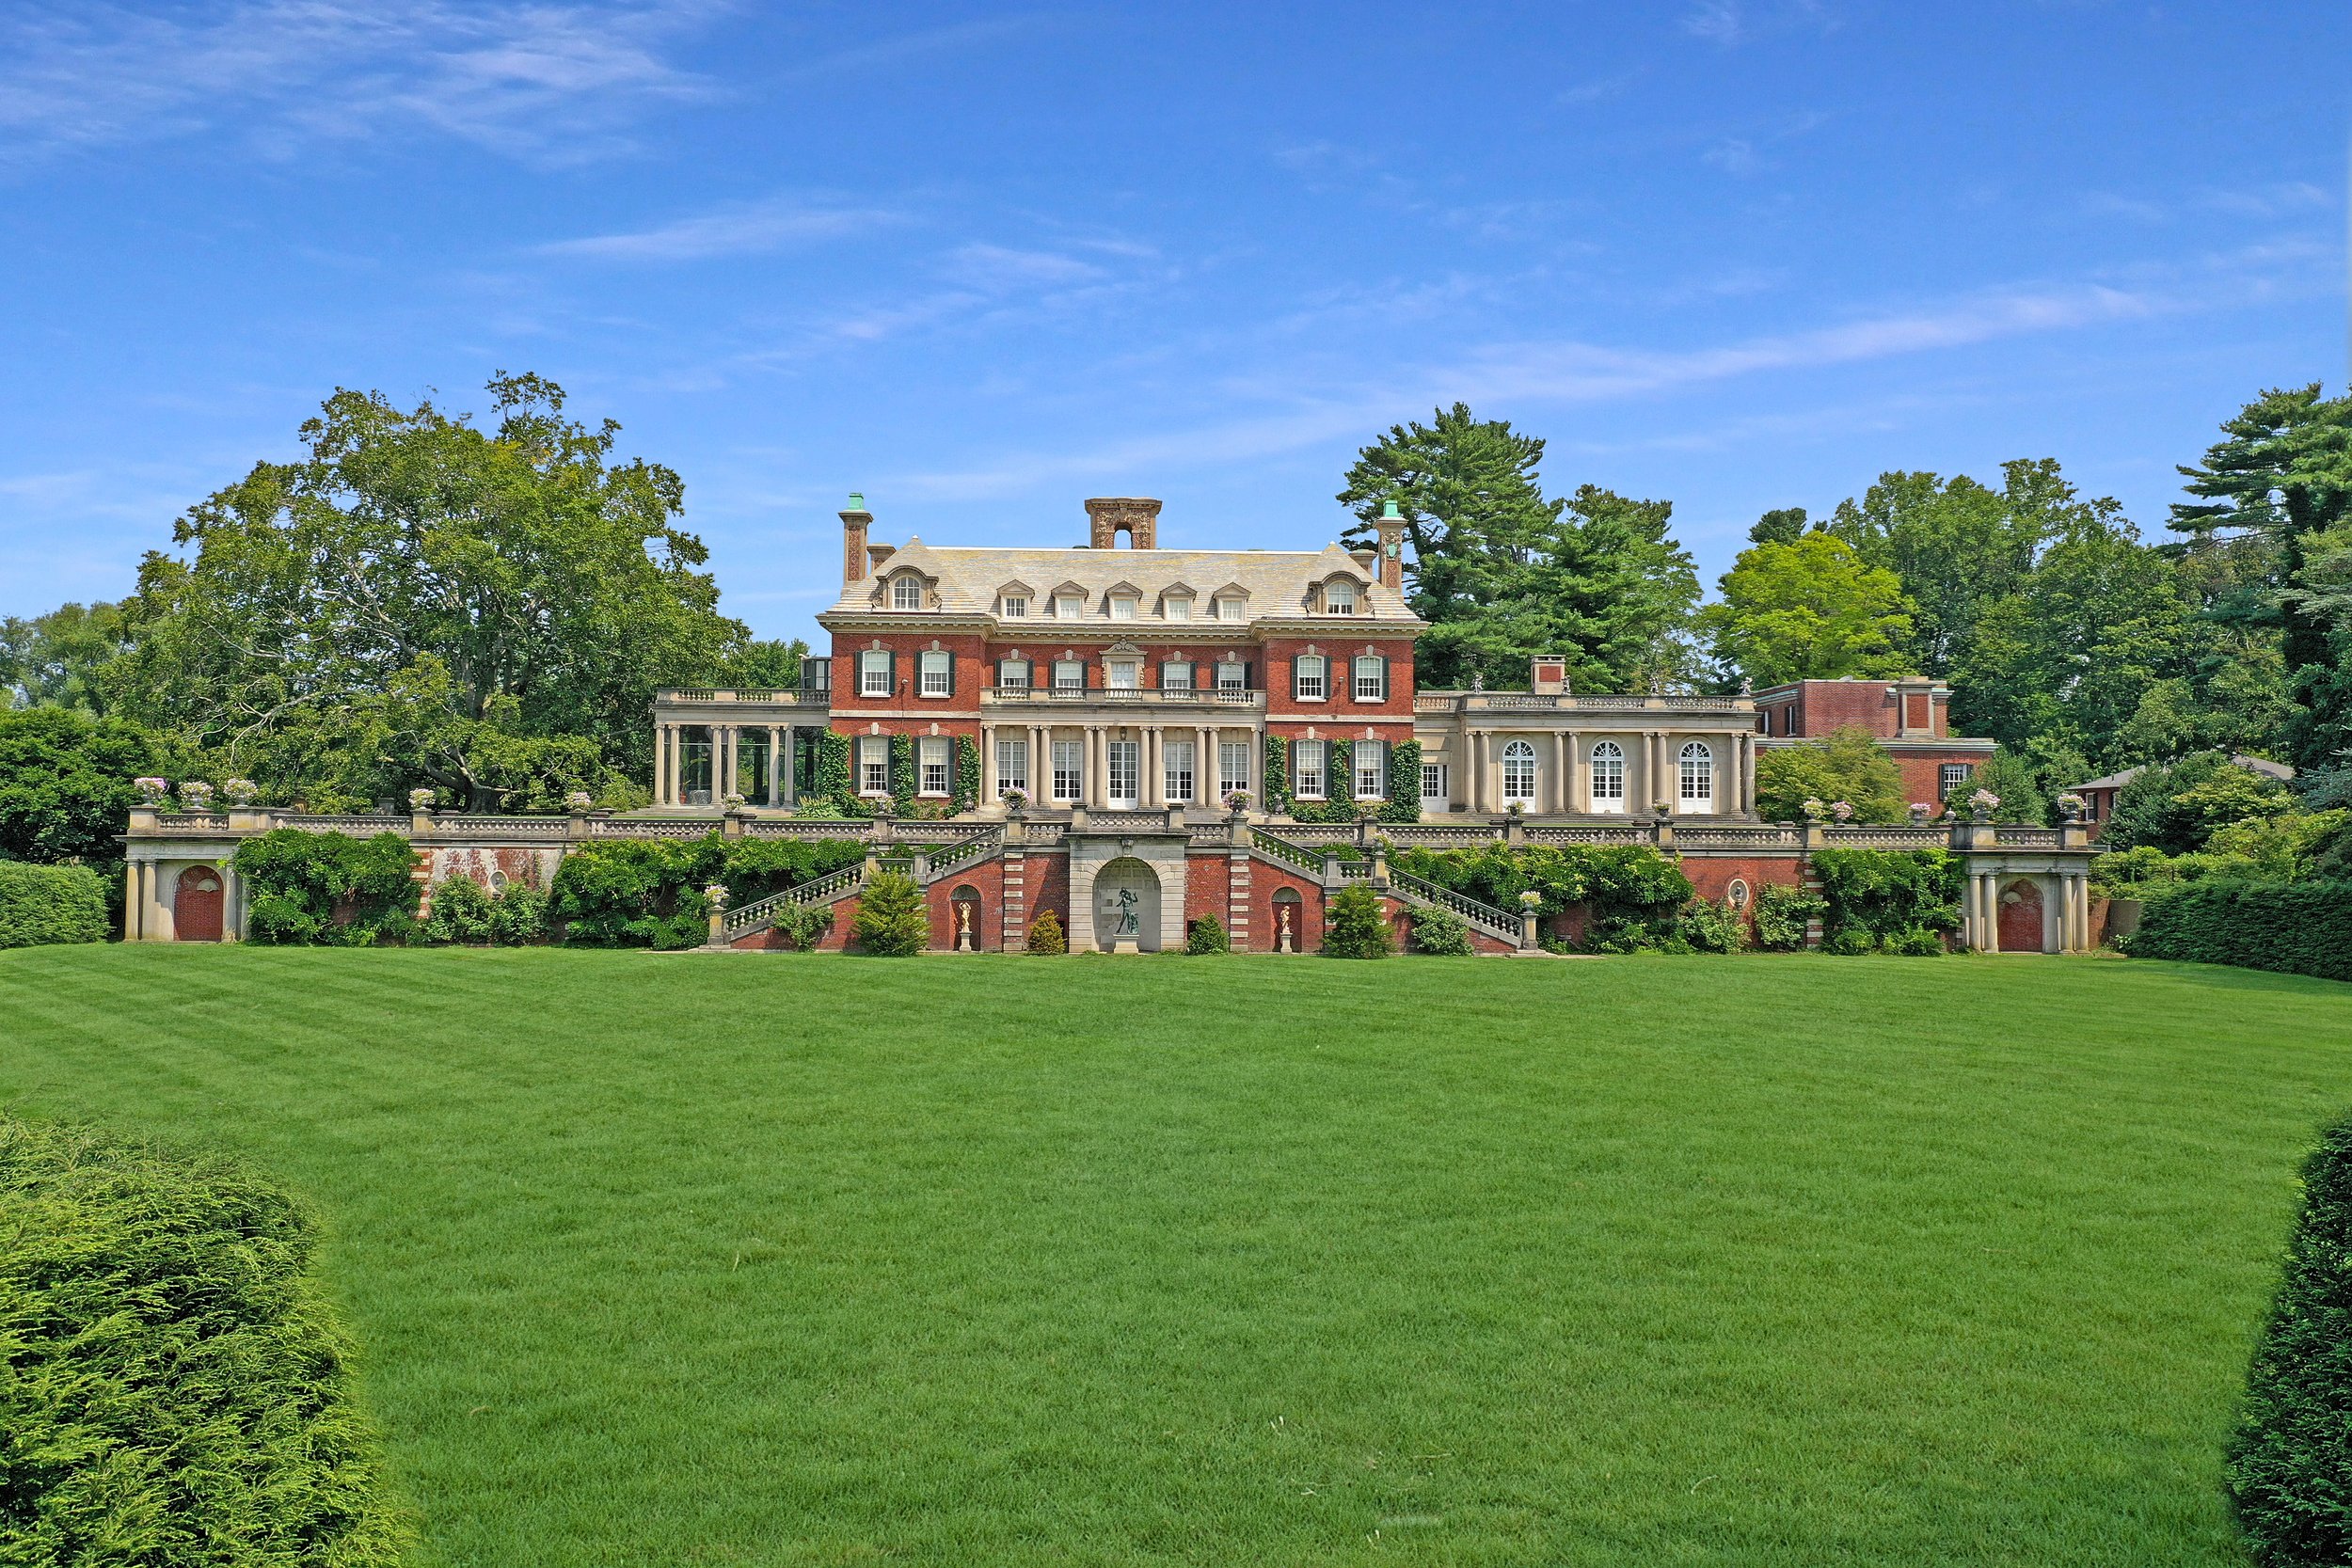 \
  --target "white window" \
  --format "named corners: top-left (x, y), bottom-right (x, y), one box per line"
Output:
top-left (891, 576), bottom-right (923, 610)
top-left (1214, 595), bottom-right (1244, 622)
top-left (1219, 740), bottom-right (1250, 799)
top-left (919, 737), bottom-right (949, 795)
top-left (1940, 763), bottom-right (1974, 797)
top-left (997, 657), bottom-right (1030, 690)
top-left (1420, 762), bottom-right (1448, 809)
top-left (1051, 739), bottom-right (1083, 800)
top-left (1161, 660), bottom-right (1193, 691)
top-left (1164, 594), bottom-right (1191, 622)
top-left (1353, 656), bottom-right (1385, 702)
top-left (859, 736), bottom-right (889, 794)
top-left (1216, 659), bottom-right (1248, 692)
top-left (1325, 580), bottom-right (1356, 614)
top-left (1502, 739), bottom-right (1537, 803)
top-left (1590, 740), bottom-right (1626, 811)
top-left (996, 737), bottom-right (1027, 795)
top-left (1164, 739), bottom-right (1195, 803)
top-left (1294, 739), bottom-right (1326, 798)
top-left (1107, 658), bottom-right (1141, 690)
top-left (1053, 659), bottom-right (1086, 691)
top-left (1106, 740), bottom-right (1139, 806)
top-left (999, 594), bottom-right (1028, 618)
top-left (1295, 655), bottom-right (1327, 701)
top-left (858, 650), bottom-right (891, 697)
top-left (1678, 741), bottom-right (1714, 810)
top-left (1055, 593), bottom-right (1083, 619)
top-left (1355, 739), bottom-right (1386, 799)
top-left (1109, 594), bottom-right (1137, 621)
top-left (918, 650), bottom-right (951, 697)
